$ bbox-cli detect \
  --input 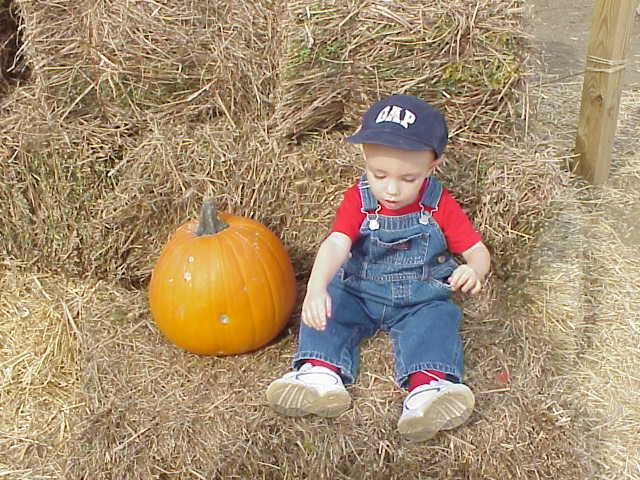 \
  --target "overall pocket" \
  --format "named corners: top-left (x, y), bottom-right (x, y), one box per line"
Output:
top-left (368, 232), bottom-right (429, 266)
top-left (429, 255), bottom-right (459, 282)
